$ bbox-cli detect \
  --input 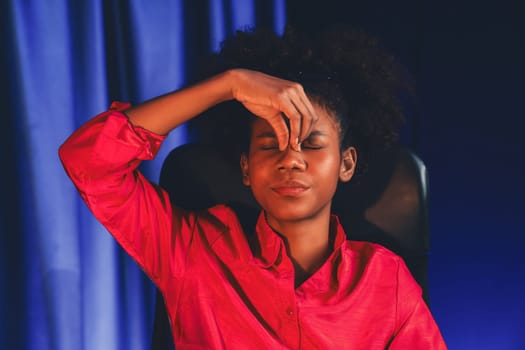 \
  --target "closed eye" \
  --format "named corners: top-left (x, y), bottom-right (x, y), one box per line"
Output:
top-left (255, 132), bottom-right (279, 150)
top-left (302, 144), bottom-right (323, 150)
top-left (260, 144), bottom-right (279, 150)
top-left (301, 135), bottom-right (325, 150)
